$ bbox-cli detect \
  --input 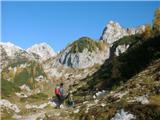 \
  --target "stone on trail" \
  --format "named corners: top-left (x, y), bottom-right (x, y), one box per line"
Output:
top-left (0, 99), bottom-right (20, 113)
top-left (111, 109), bottom-right (136, 120)
top-left (135, 95), bottom-right (149, 104)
